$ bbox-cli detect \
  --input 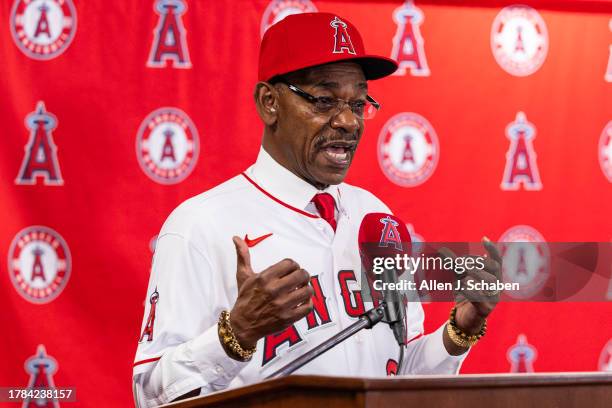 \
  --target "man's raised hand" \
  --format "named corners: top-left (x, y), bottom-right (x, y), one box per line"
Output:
top-left (230, 236), bottom-right (314, 349)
